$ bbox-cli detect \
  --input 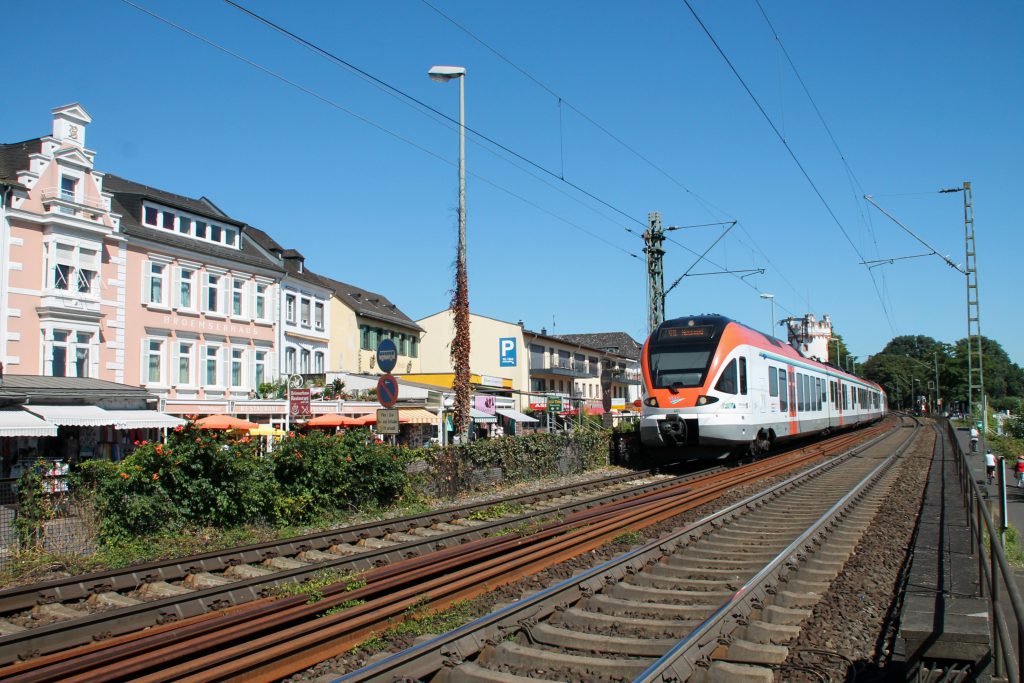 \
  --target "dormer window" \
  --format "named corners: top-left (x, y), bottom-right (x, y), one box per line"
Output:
top-left (140, 202), bottom-right (241, 250)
